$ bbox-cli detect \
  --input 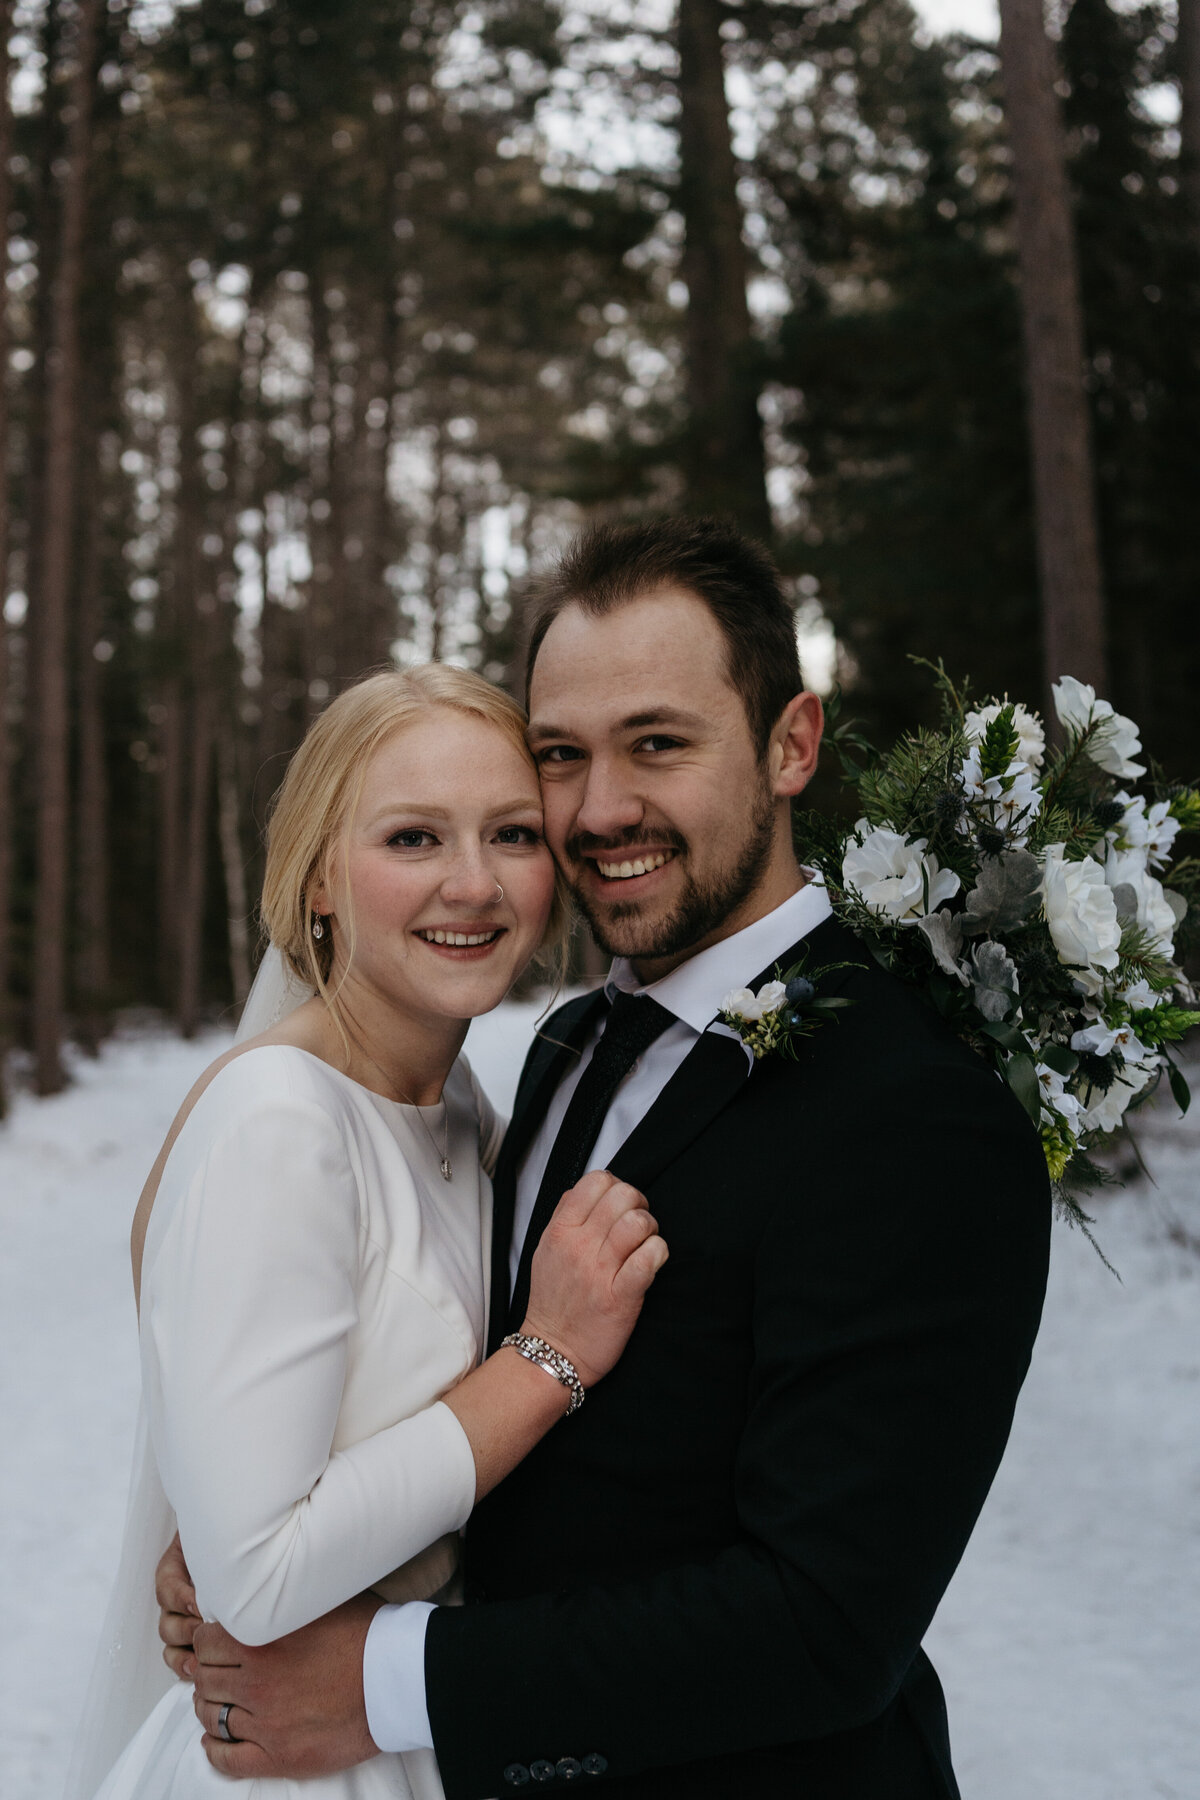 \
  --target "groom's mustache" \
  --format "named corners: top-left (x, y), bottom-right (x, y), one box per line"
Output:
top-left (565, 826), bottom-right (688, 864)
